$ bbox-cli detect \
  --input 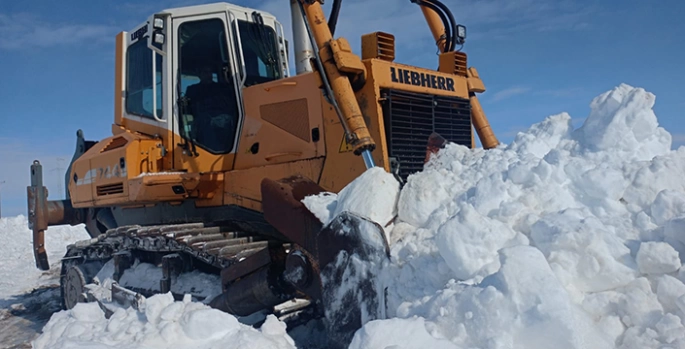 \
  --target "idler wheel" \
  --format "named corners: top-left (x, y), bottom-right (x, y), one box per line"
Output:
top-left (63, 265), bottom-right (88, 309)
